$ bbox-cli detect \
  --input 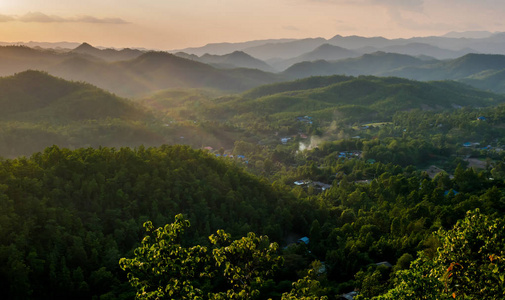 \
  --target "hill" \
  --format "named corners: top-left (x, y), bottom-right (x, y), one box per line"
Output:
top-left (0, 145), bottom-right (300, 298)
top-left (0, 71), bottom-right (165, 157)
top-left (0, 70), bottom-right (145, 122)
top-left (196, 75), bottom-right (505, 142)
top-left (45, 51), bottom-right (283, 97)
top-left (0, 45), bottom-right (283, 98)
top-left (380, 42), bottom-right (470, 59)
top-left (242, 38), bottom-right (327, 61)
top-left (71, 42), bottom-right (144, 61)
top-left (198, 51), bottom-right (275, 72)
top-left (385, 53), bottom-right (505, 87)
top-left (272, 44), bottom-right (361, 71)
top-left (461, 69), bottom-right (505, 94)
top-left (175, 32), bottom-right (505, 60)
top-left (283, 52), bottom-right (430, 79)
